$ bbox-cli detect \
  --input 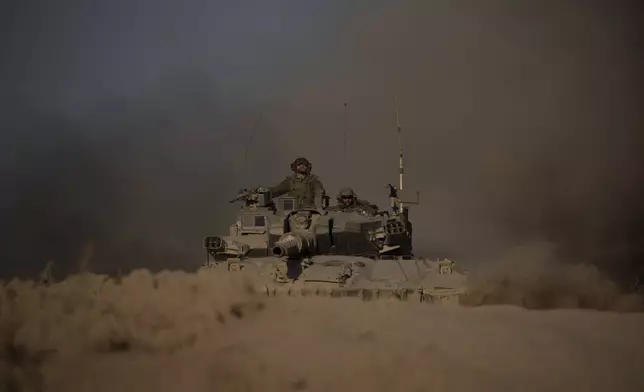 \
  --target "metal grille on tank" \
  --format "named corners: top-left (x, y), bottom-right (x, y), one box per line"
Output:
top-left (385, 220), bottom-right (405, 234)
top-left (204, 236), bottom-right (223, 249)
